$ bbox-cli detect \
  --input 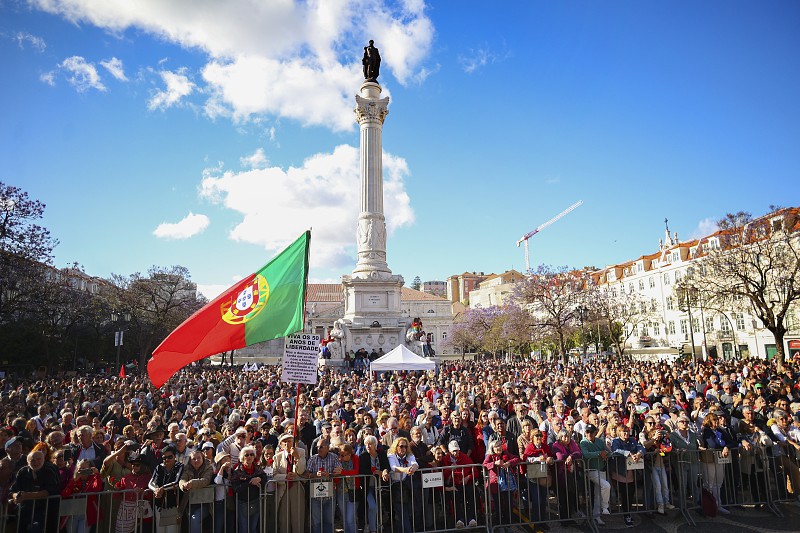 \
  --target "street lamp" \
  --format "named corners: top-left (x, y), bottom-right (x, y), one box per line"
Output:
top-left (576, 306), bottom-right (589, 356)
top-left (676, 285), bottom-right (698, 364)
top-left (111, 311), bottom-right (130, 375)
